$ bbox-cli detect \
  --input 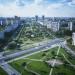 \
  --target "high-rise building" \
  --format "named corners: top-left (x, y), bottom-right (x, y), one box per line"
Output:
top-left (11, 19), bottom-right (14, 25)
top-left (43, 20), bottom-right (52, 28)
top-left (68, 22), bottom-right (73, 31)
top-left (5, 19), bottom-right (9, 25)
top-left (68, 22), bottom-right (75, 31)
top-left (0, 20), bottom-right (3, 25)
top-left (0, 32), bottom-right (4, 39)
top-left (35, 15), bottom-right (38, 22)
top-left (42, 15), bottom-right (45, 21)
top-left (51, 22), bottom-right (60, 32)
top-left (42, 15), bottom-right (45, 25)
top-left (72, 33), bottom-right (75, 45)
